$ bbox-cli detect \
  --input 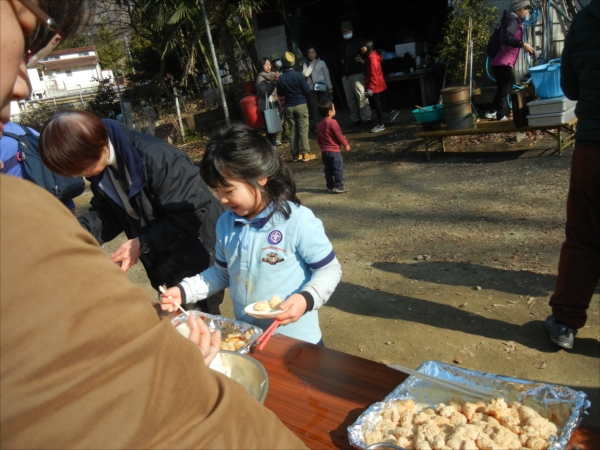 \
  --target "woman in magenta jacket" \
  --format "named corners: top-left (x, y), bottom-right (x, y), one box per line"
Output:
top-left (358, 39), bottom-right (395, 133)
